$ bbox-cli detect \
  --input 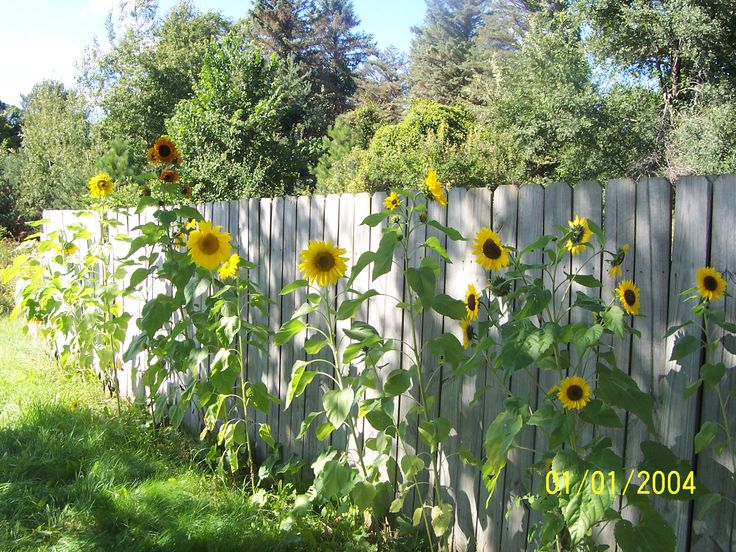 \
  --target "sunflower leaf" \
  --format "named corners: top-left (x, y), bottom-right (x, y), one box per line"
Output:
top-left (423, 236), bottom-right (451, 262)
top-left (281, 279), bottom-right (309, 295)
top-left (361, 211), bottom-right (391, 227)
top-left (670, 334), bottom-right (701, 361)
top-left (596, 364), bottom-right (655, 434)
top-left (372, 230), bottom-right (400, 281)
top-left (275, 318), bottom-right (306, 346)
top-left (427, 220), bottom-right (465, 241)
